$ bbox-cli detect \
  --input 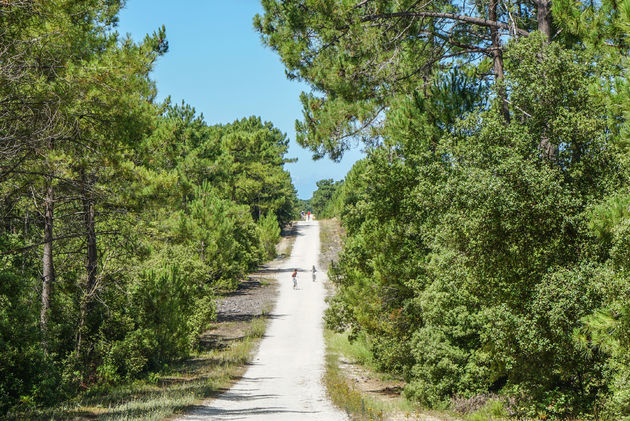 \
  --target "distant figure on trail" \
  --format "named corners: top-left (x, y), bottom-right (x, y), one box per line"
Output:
top-left (300, 210), bottom-right (305, 221)
top-left (312, 265), bottom-right (317, 282)
top-left (307, 211), bottom-right (311, 221)
top-left (291, 269), bottom-right (298, 289)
